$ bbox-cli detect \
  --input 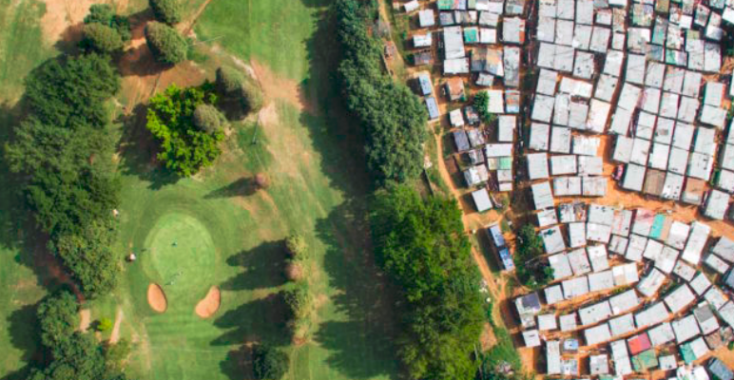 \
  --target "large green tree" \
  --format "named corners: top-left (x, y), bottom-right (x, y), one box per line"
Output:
top-left (370, 185), bottom-right (485, 379)
top-left (252, 344), bottom-right (289, 380)
top-left (145, 22), bottom-right (187, 65)
top-left (37, 291), bottom-right (79, 349)
top-left (146, 83), bottom-right (225, 176)
top-left (5, 54), bottom-right (121, 297)
top-left (335, 0), bottom-right (427, 184)
top-left (81, 24), bottom-right (125, 54)
top-left (149, 0), bottom-right (182, 25)
top-left (84, 4), bottom-right (131, 41)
